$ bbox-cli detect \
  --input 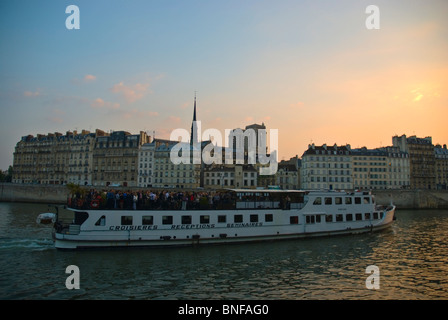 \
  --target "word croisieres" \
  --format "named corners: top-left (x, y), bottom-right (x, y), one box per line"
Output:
top-left (170, 121), bottom-right (278, 175)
